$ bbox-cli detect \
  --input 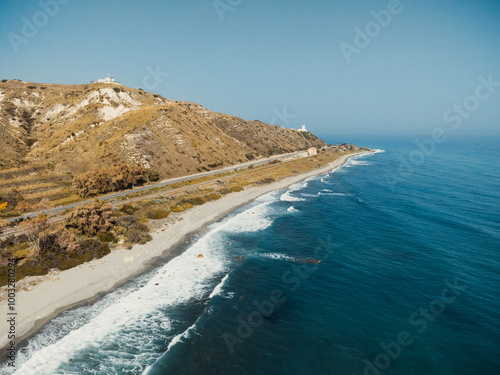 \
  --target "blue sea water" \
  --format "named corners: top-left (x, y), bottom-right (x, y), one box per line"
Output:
top-left (2, 136), bottom-right (499, 375)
